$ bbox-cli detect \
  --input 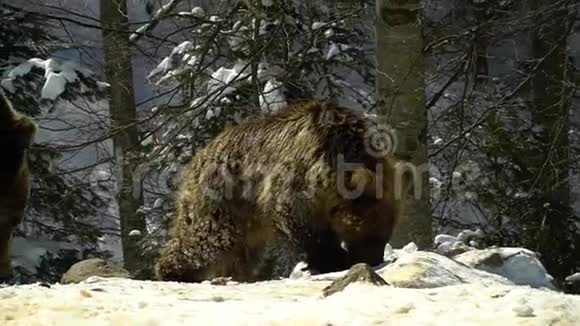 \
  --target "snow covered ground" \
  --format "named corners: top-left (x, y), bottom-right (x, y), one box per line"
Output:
top-left (1, 244), bottom-right (579, 325)
top-left (1, 277), bottom-right (579, 325)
